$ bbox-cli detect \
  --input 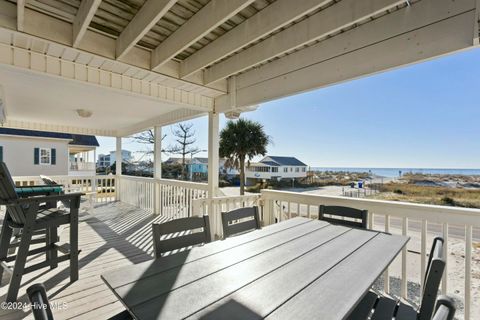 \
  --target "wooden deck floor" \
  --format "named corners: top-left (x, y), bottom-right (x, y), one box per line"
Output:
top-left (0, 201), bottom-right (169, 320)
